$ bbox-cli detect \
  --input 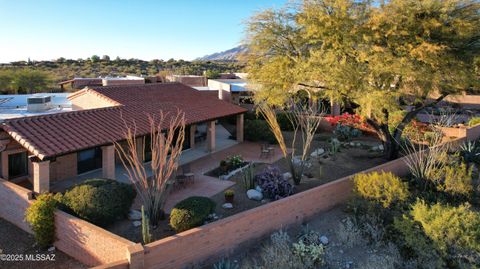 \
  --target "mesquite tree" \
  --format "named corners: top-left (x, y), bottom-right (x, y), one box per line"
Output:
top-left (116, 111), bottom-right (185, 225)
top-left (244, 0), bottom-right (480, 160)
